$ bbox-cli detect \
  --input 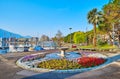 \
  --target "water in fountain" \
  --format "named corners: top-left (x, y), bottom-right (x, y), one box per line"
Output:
top-left (44, 52), bottom-right (81, 60)
top-left (43, 47), bottom-right (81, 60)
